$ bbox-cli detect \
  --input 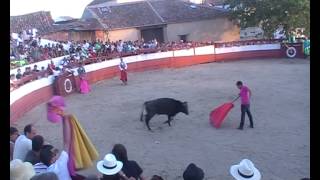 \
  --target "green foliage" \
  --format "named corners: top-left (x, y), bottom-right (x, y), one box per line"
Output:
top-left (225, 0), bottom-right (310, 38)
